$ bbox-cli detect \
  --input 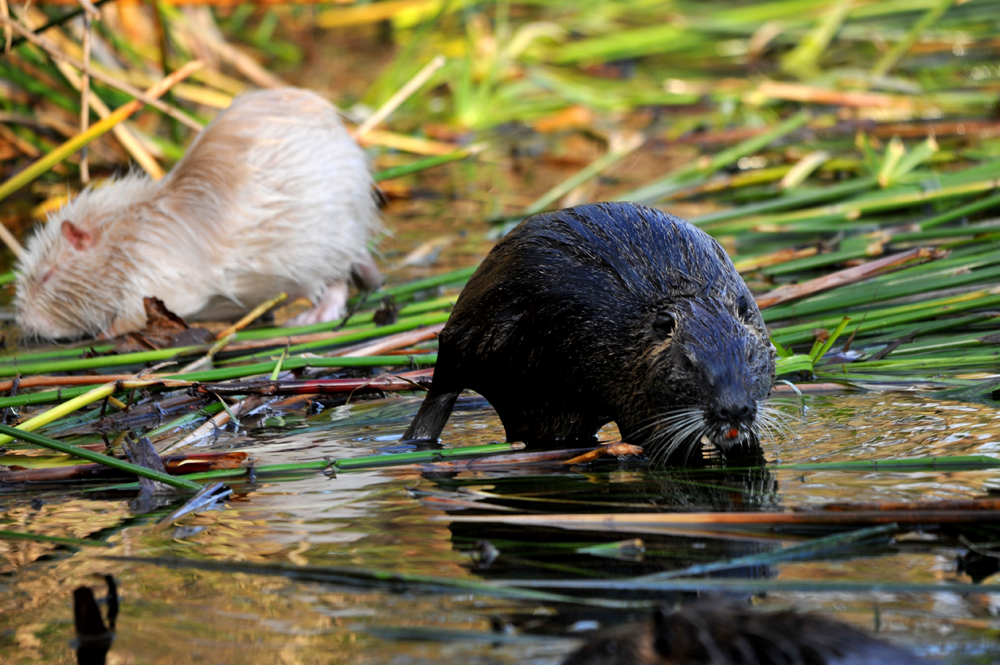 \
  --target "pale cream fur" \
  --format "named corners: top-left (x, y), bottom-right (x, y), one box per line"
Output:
top-left (16, 87), bottom-right (381, 339)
